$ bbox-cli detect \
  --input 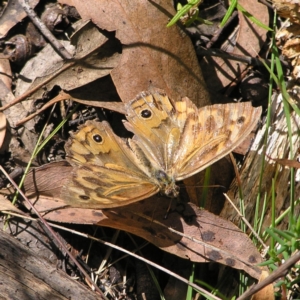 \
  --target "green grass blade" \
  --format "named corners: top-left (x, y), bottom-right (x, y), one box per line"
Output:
top-left (167, 0), bottom-right (202, 27)
top-left (236, 3), bottom-right (272, 31)
top-left (220, 0), bottom-right (237, 27)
